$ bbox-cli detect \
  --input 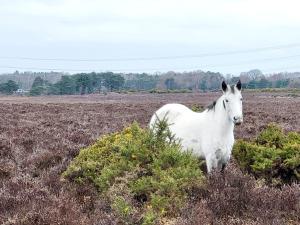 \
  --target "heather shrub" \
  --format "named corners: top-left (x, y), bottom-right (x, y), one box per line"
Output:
top-left (233, 123), bottom-right (300, 184)
top-left (63, 120), bottom-right (204, 224)
top-left (177, 162), bottom-right (300, 225)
